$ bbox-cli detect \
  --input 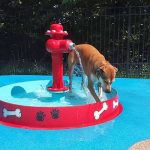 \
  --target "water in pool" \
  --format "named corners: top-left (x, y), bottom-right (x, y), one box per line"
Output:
top-left (0, 76), bottom-right (115, 106)
top-left (0, 75), bottom-right (150, 150)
